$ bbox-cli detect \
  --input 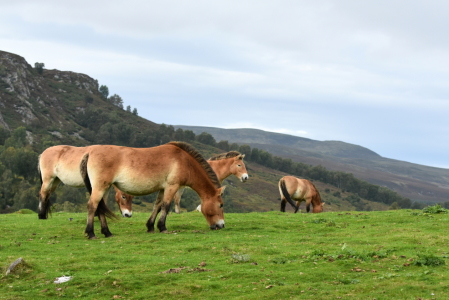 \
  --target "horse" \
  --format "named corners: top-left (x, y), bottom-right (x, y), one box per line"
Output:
top-left (77, 142), bottom-right (226, 239)
top-left (37, 145), bottom-right (133, 220)
top-left (168, 151), bottom-right (248, 213)
top-left (278, 176), bottom-right (324, 213)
